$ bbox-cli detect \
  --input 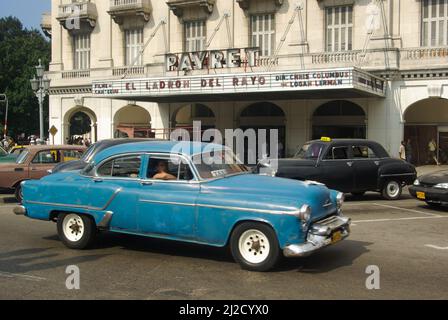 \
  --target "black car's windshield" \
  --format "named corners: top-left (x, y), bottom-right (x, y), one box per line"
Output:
top-left (192, 149), bottom-right (250, 180)
top-left (295, 143), bottom-right (326, 160)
